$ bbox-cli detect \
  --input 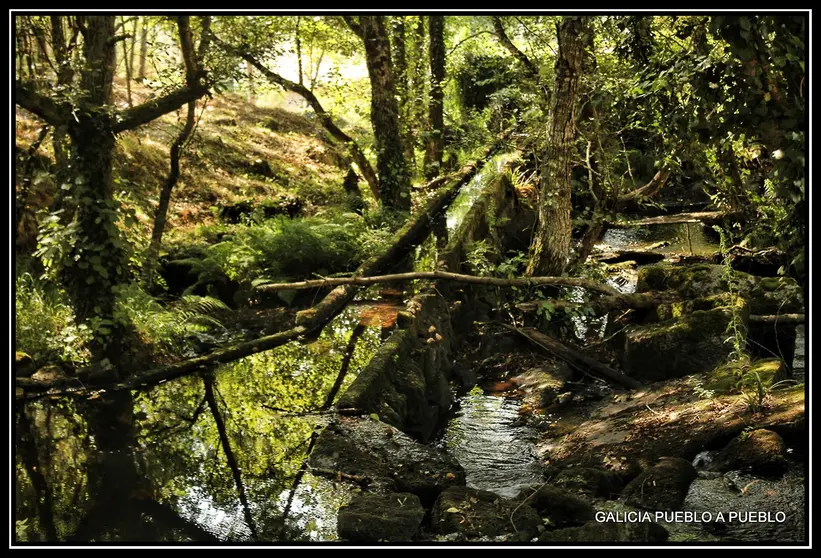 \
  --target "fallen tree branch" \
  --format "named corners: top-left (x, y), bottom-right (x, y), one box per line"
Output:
top-left (749, 314), bottom-right (805, 325)
top-left (609, 211), bottom-right (740, 228)
top-left (499, 323), bottom-right (642, 390)
top-left (618, 168), bottom-right (672, 204)
top-left (258, 270), bottom-right (619, 296)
